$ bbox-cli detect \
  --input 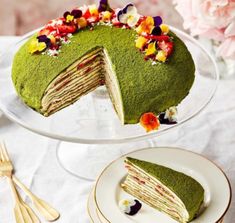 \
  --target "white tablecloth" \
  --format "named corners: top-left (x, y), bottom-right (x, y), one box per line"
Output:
top-left (0, 37), bottom-right (234, 223)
